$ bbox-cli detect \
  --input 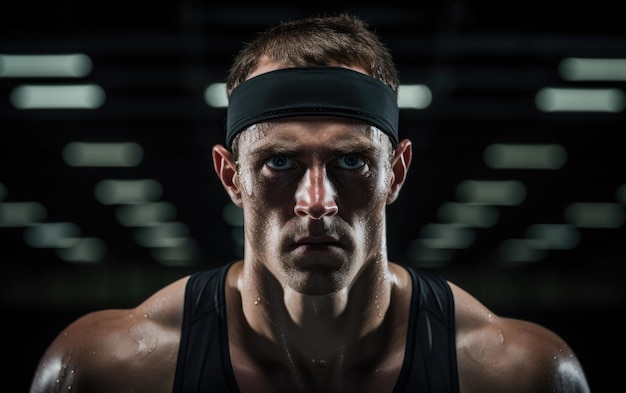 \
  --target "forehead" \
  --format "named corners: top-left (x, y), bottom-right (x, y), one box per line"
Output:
top-left (236, 117), bottom-right (389, 153)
